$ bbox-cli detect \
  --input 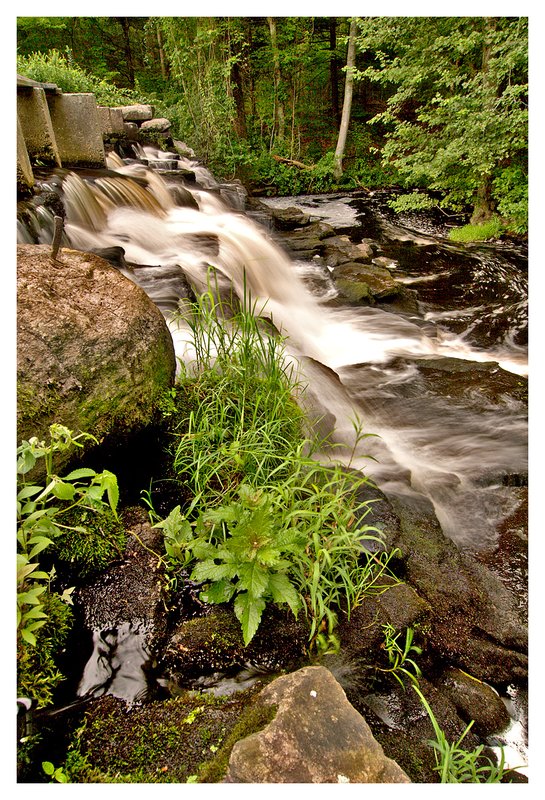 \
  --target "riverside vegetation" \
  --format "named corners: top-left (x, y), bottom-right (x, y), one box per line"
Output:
top-left (17, 286), bottom-right (514, 783)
